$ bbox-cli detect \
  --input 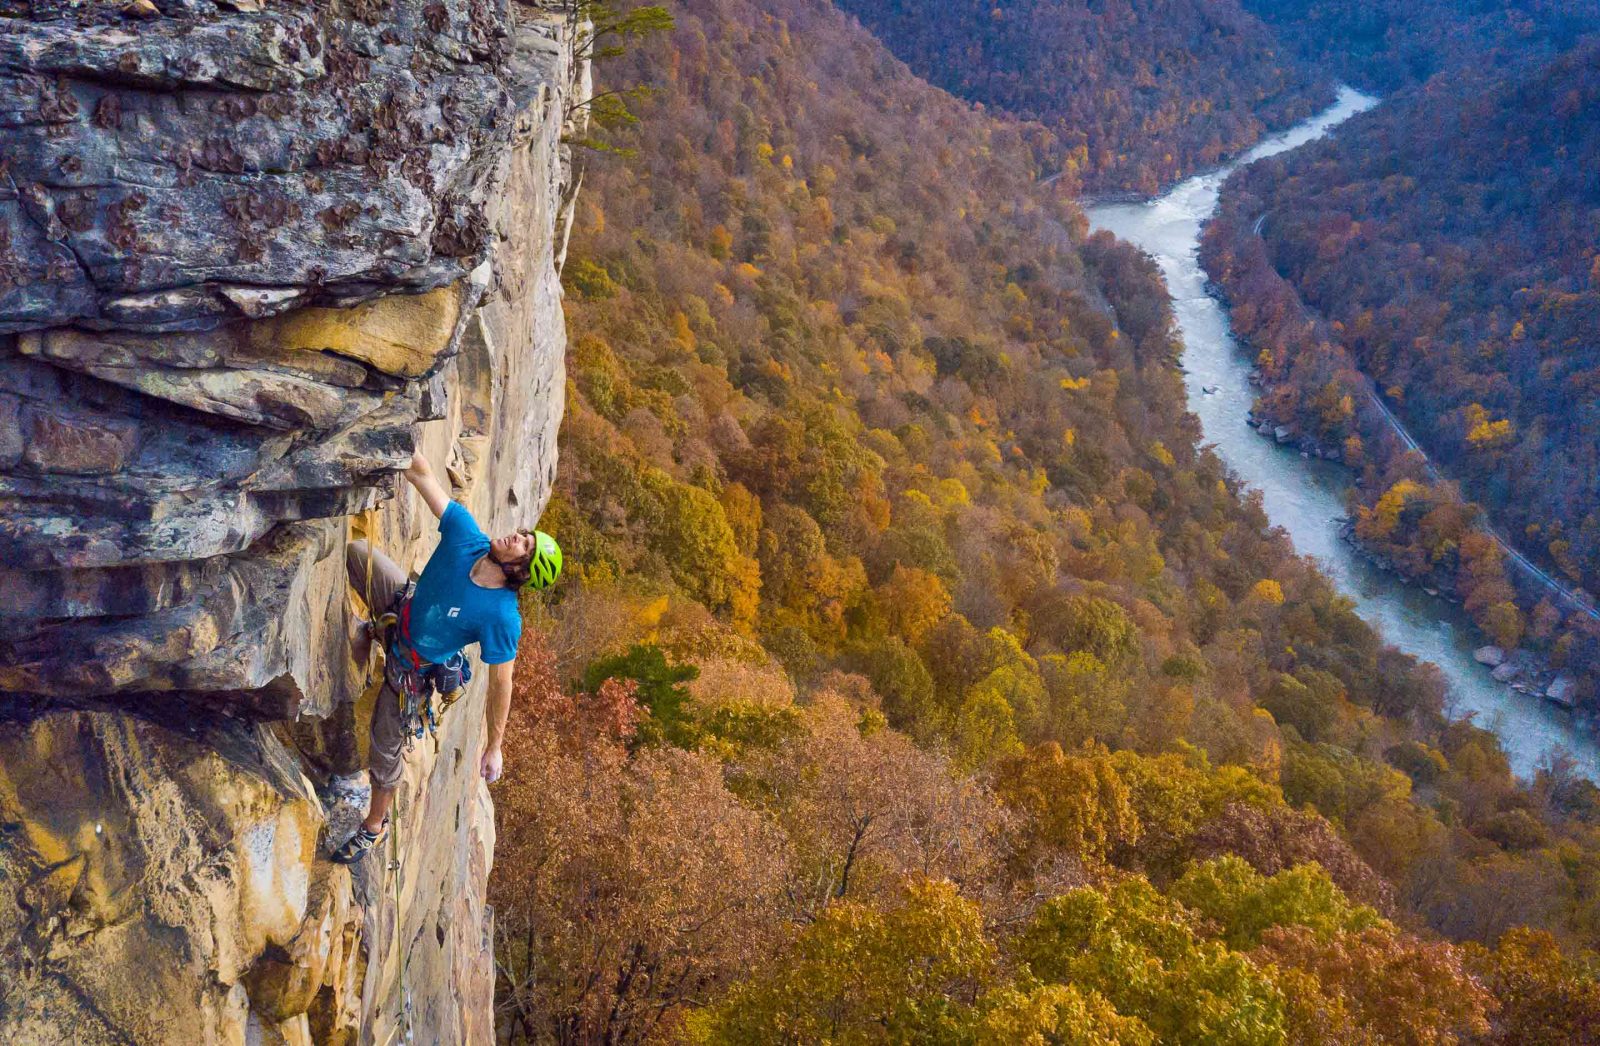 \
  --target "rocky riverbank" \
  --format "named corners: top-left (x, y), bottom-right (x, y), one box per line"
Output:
top-left (1323, 516), bottom-right (1599, 747)
top-left (1239, 397), bottom-right (1598, 733)
top-left (1246, 397), bottom-right (1344, 462)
